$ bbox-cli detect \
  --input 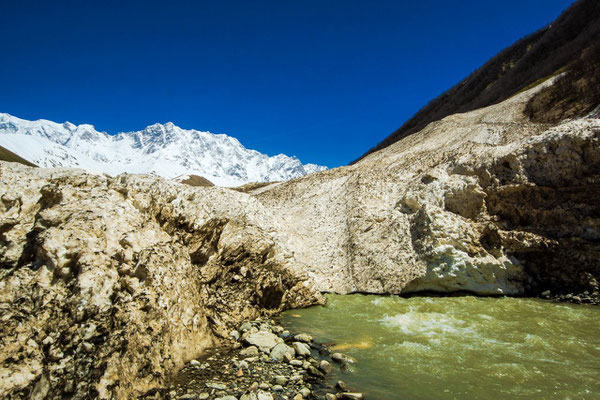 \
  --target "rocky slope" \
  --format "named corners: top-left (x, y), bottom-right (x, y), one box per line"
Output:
top-left (1, 78), bottom-right (599, 399)
top-left (255, 79), bottom-right (600, 299)
top-left (0, 164), bottom-right (323, 399)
